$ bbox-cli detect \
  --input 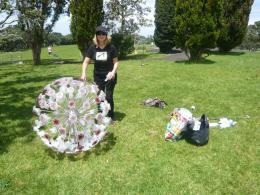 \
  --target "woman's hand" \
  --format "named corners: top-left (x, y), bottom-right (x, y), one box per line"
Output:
top-left (105, 71), bottom-right (115, 81)
top-left (80, 72), bottom-right (86, 81)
